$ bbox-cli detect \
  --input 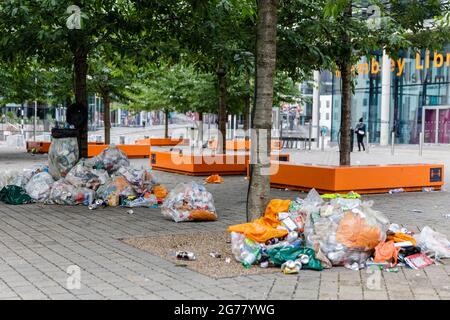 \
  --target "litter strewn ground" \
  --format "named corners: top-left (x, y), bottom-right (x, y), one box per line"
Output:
top-left (122, 231), bottom-right (278, 278)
